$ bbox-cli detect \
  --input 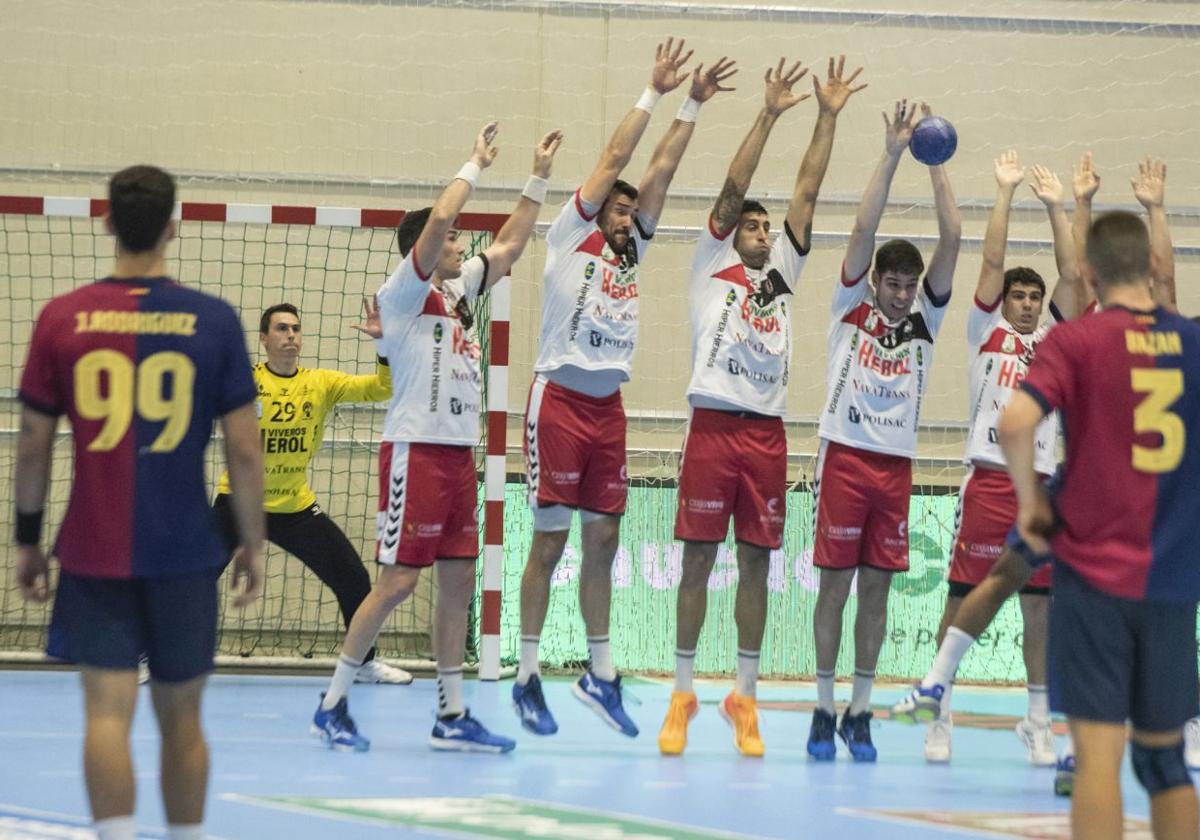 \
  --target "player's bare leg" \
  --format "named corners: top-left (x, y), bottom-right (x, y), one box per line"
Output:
top-left (81, 668), bottom-right (139, 822)
top-left (1069, 719), bottom-right (1127, 840)
top-left (722, 543), bottom-right (769, 756)
top-left (1015, 592), bottom-right (1056, 765)
top-left (809, 567), bottom-right (855, 759)
top-left (512, 526), bottom-right (569, 735)
top-left (837, 566), bottom-right (891, 761)
top-left (149, 676), bottom-right (208, 828)
top-left (1131, 727), bottom-right (1199, 840)
top-left (659, 541), bottom-right (718, 754)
